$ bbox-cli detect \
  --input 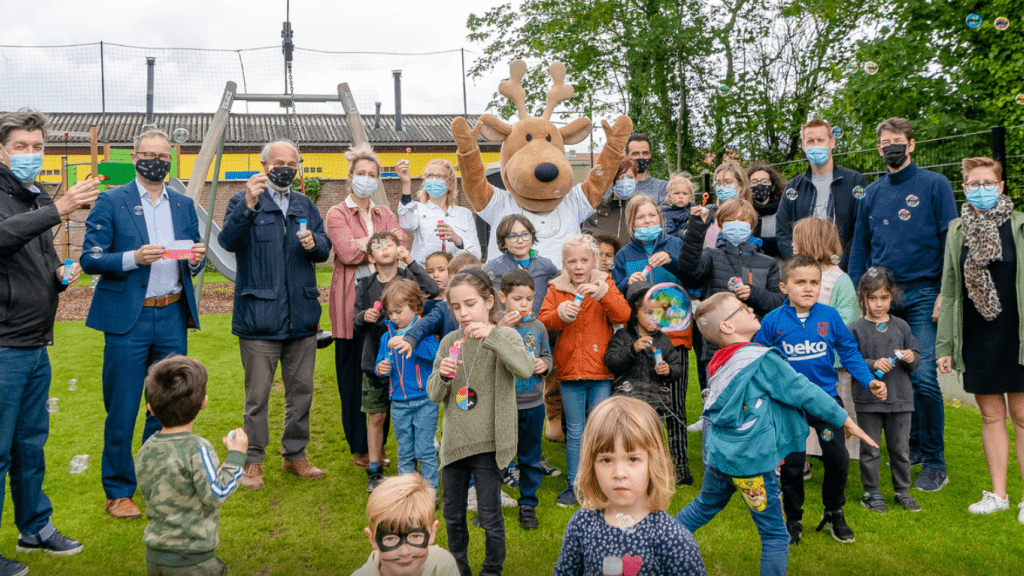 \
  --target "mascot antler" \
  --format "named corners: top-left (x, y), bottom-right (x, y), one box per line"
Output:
top-left (499, 60), bottom-right (529, 120)
top-left (542, 62), bottom-right (575, 121)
